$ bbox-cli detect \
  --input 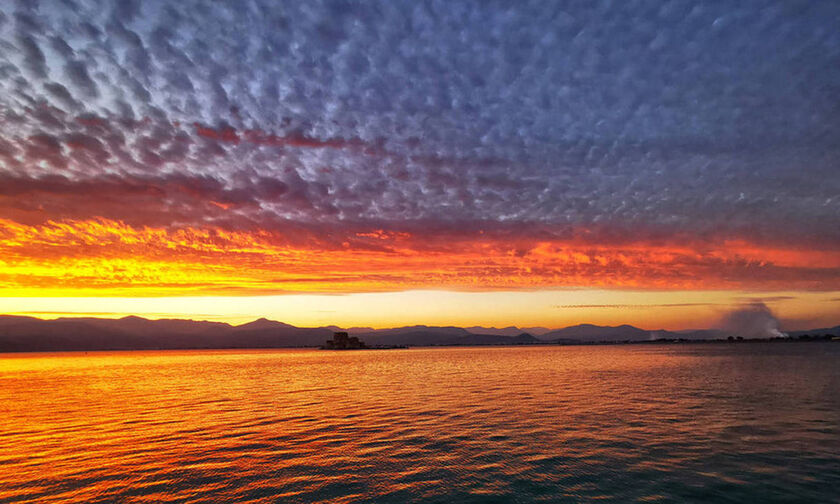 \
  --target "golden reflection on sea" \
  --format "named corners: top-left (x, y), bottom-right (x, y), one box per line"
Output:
top-left (1, 345), bottom-right (839, 503)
